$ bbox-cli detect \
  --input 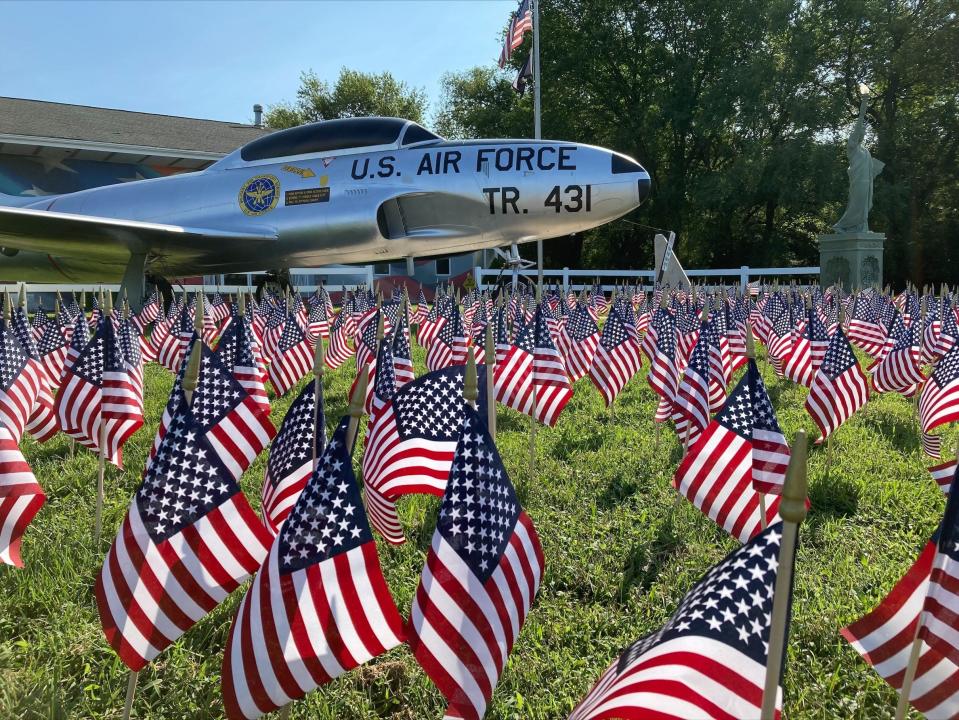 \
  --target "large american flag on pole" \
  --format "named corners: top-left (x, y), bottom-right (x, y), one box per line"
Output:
top-left (0, 423), bottom-right (45, 567)
top-left (363, 366), bottom-right (489, 545)
top-left (569, 522), bottom-right (790, 720)
top-left (673, 360), bottom-right (786, 541)
top-left (221, 417), bottom-right (404, 720)
top-left (95, 385), bottom-right (272, 671)
top-left (408, 405), bottom-right (543, 720)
